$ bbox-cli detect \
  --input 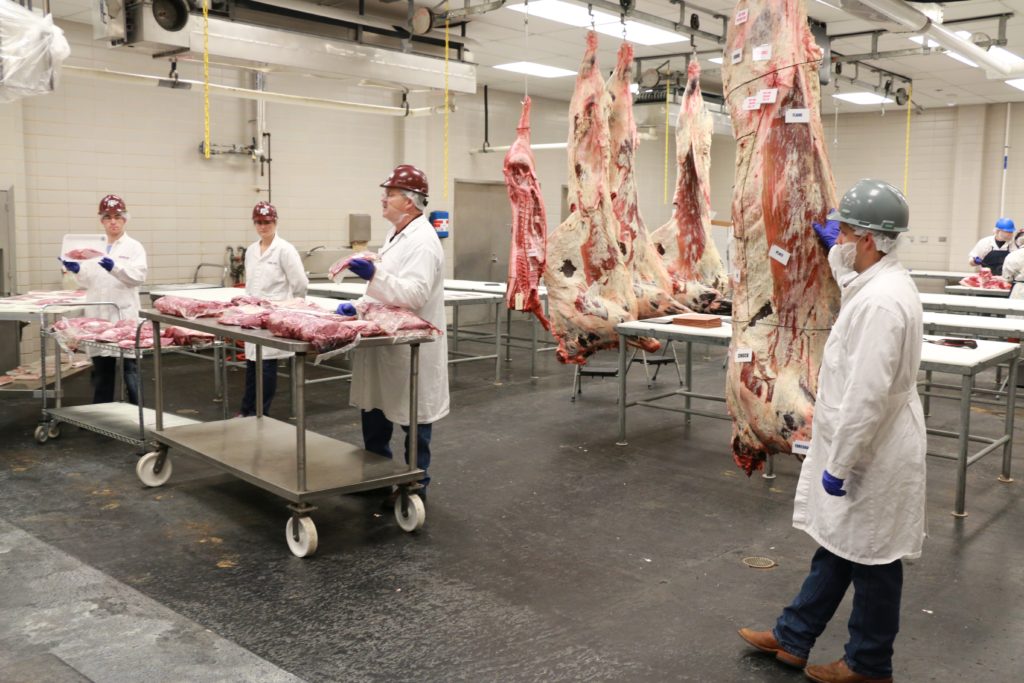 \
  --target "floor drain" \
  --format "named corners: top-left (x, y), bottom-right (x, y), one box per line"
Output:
top-left (743, 556), bottom-right (777, 569)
